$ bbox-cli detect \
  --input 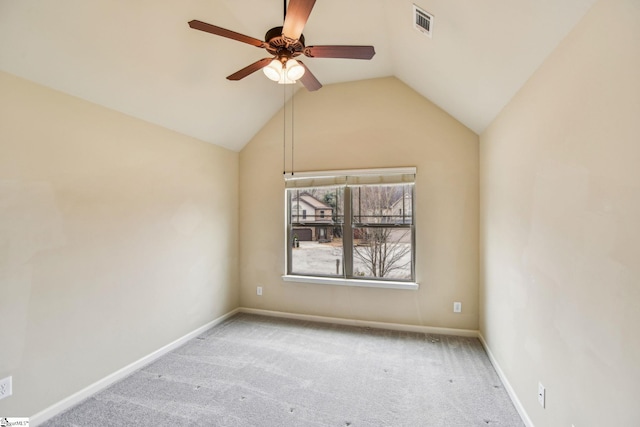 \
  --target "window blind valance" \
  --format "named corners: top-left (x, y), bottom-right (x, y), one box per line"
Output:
top-left (284, 167), bottom-right (416, 189)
